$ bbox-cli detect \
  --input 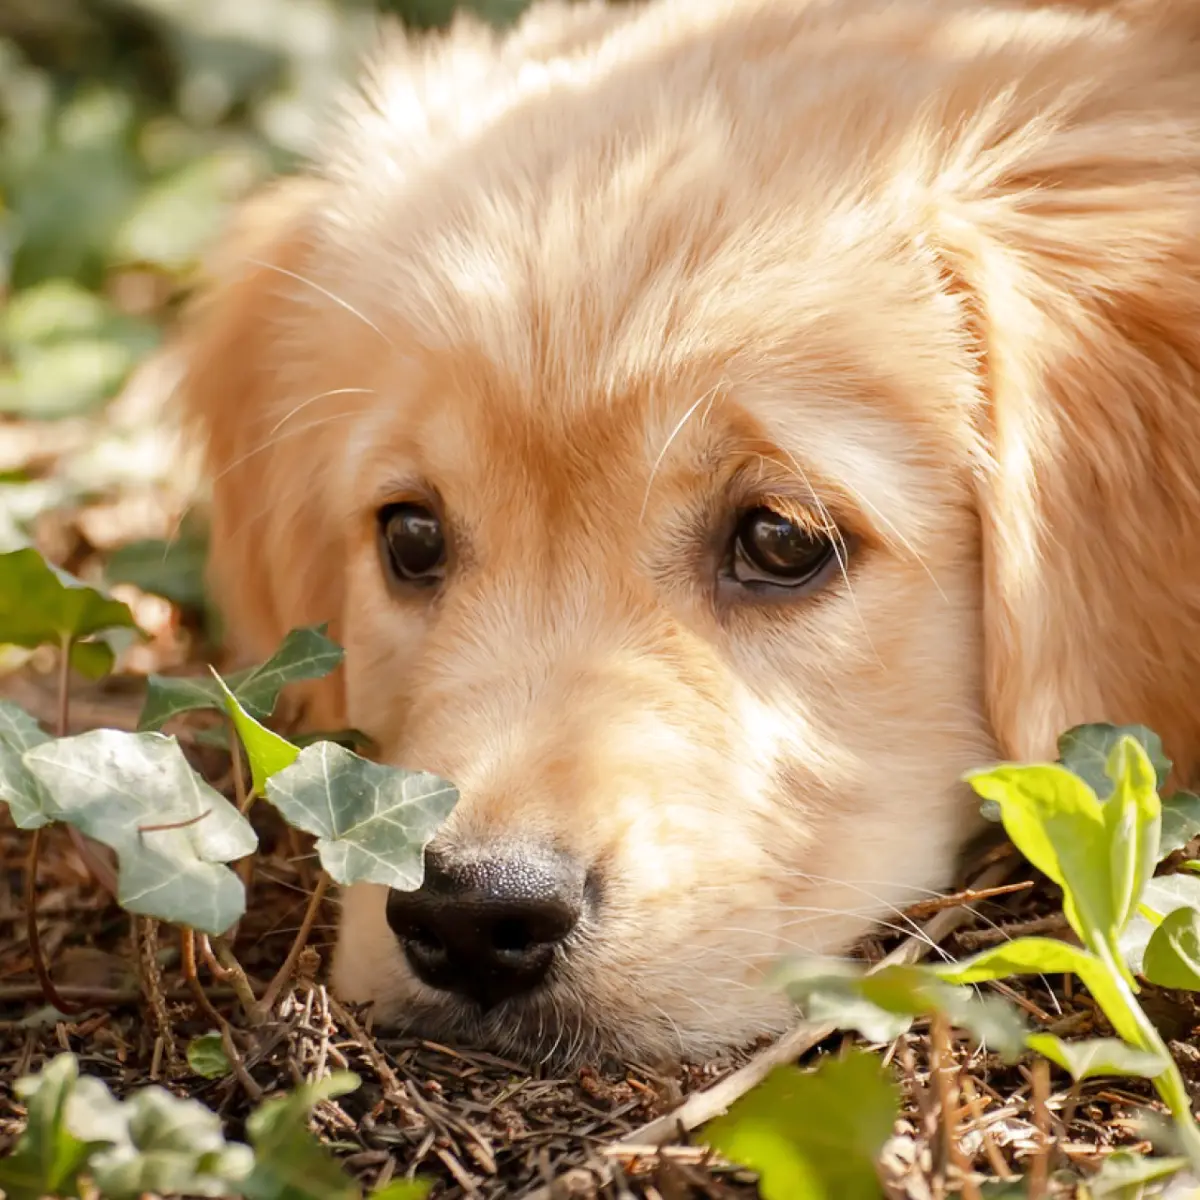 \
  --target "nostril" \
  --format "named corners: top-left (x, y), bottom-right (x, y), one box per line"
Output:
top-left (409, 924), bottom-right (446, 955)
top-left (490, 916), bottom-right (534, 954)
